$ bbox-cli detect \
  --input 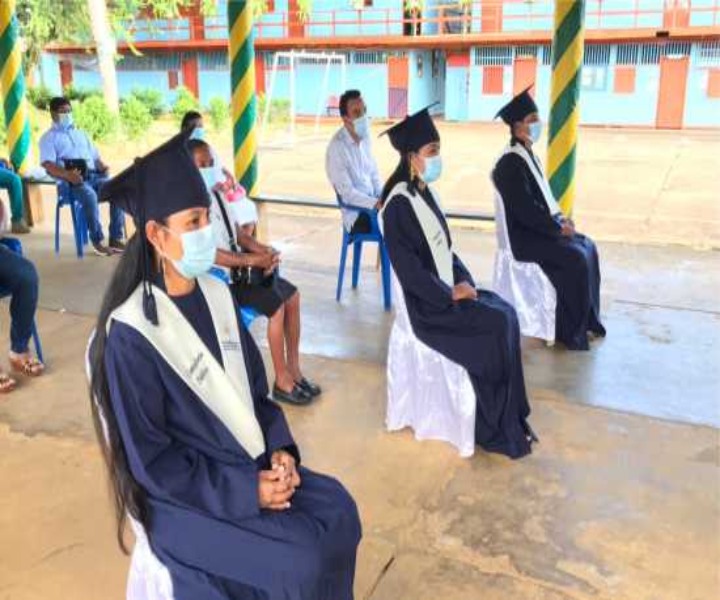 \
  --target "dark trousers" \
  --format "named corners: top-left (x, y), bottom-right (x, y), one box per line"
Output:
top-left (71, 173), bottom-right (124, 244)
top-left (0, 244), bottom-right (38, 353)
top-left (350, 212), bottom-right (372, 235)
